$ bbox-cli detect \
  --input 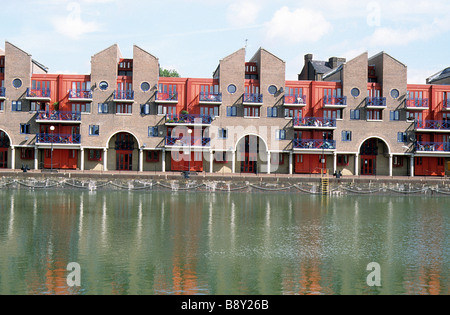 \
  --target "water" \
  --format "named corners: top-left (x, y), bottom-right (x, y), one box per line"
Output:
top-left (0, 190), bottom-right (448, 295)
